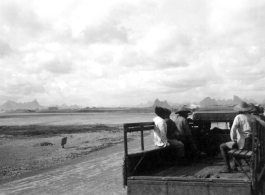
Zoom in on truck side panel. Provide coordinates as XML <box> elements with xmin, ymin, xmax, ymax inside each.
<box><xmin>128</xmin><ymin>180</ymin><xmax>251</xmax><ymax>195</ymax></box>
<box><xmin>128</xmin><ymin>181</ymin><xmax>167</xmax><ymax>195</ymax></box>
<box><xmin>208</xmin><ymin>183</ymin><xmax>251</xmax><ymax>195</ymax></box>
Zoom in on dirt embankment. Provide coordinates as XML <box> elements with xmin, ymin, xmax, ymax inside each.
<box><xmin>0</xmin><ymin>124</ymin><xmax>142</xmax><ymax>181</ymax></box>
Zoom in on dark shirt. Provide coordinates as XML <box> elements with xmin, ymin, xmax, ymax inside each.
<box><xmin>172</xmin><ymin>114</ymin><xmax>191</xmax><ymax>136</ymax></box>
<box><xmin>164</xmin><ymin>118</ymin><xmax>179</xmax><ymax>140</ymax></box>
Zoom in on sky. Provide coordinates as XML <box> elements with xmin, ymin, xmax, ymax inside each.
<box><xmin>0</xmin><ymin>0</ymin><xmax>265</xmax><ymax>107</ymax></box>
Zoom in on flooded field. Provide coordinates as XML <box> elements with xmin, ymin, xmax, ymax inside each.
<box><xmin>0</xmin><ymin>112</ymin><xmax>156</xmax><ymax>126</ymax></box>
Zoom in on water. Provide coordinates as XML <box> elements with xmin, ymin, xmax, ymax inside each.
<box><xmin>0</xmin><ymin>112</ymin><xmax>156</xmax><ymax>126</ymax></box>
<box><xmin>0</xmin><ymin>112</ymin><xmax>231</xmax><ymax>130</ymax></box>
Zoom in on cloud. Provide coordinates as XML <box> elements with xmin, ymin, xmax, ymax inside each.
<box><xmin>1</xmin><ymin>0</ymin><xmax>265</xmax><ymax>106</ymax></box>
<box><xmin>43</xmin><ymin>59</ymin><xmax>73</xmax><ymax>74</ymax></box>
<box><xmin>0</xmin><ymin>1</ymin><xmax>49</xmax><ymax>37</ymax></box>
<box><xmin>0</xmin><ymin>40</ymin><xmax>13</xmax><ymax>57</ymax></box>
<box><xmin>2</xmin><ymin>76</ymin><xmax>46</xmax><ymax>95</ymax></box>
<box><xmin>82</xmin><ymin>22</ymin><xmax>129</xmax><ymax>44</ymax></box>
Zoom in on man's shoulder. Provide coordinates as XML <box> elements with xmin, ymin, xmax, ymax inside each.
<box><xmin>165</xmin><ymin>118</ymin><xmax>175</xmax><ymax>124</ymax></box>
<box><xmin>236</xmin><ymin>113</ymin><xmax>256</xmax><ymax>122</ymax></box>
<box><xmin>153</xmin><ymin>116</ymin><xmax>165</xmax><ymax>124</ymax></box>
<box><xmin>172</xmin><ymin>114</ymin><xmax>182</xmax><ymax>120</ymax></box>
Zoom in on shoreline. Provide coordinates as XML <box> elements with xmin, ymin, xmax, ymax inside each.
<box><xmin>0</xmin><ymin>124</ymin><xmax>148</xmax><ymax>183</ymax></box>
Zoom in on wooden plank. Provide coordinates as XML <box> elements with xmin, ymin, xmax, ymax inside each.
<box><xmin>126</xmin><ymin>125</ymin><xmax>154</xmax><ymax>133</ymax></box>
<box><xmin>228</xmin><ymin>149</ymin><xmax>238</xmax><ymax>155</ymax></box>
<box><xmin>238</xmin><ymin>150</ymin><xmax>249</xmax><ymax>158</ymax></box>
<box><xmin>245</xmin><ymin>151</ymin><xmax>253</xmax><ymax>158</ymax></box>
<box><xmin>128</xmin><ymin>147</ymin><xmax>168</xmax><ymax>156</ymax></box>
<box><xmin>233</xmin><ymin>150</ymin><xmax>244</xmax><ymax>156</ymax></box>
<box><xmin>124</xmin><ymin>122</ymin><xmax>154</xmax><ymax>128</ymax></box>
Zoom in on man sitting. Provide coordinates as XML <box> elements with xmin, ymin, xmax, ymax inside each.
<box><xmin>153</xmin><ymin>107</ymin><xmax>185</xmax><ymax>161</ymax></box>
<box><xmin>172</xmin><ymin>107</ymin><xmax>197</xmax><ymax>161</ymax></box>
<box><xmin>219</xmin><ymin>102</ymin><xmax>256</xmax><ymax>173</ymax></box>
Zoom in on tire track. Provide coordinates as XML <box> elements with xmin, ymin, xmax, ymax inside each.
<box><xmin>0</xmin><ymin>135</ymin><xmax>154</xmax><ymax>195</ymax></box>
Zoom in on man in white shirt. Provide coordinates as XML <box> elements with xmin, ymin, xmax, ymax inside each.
<box><xmin>153</xmin><ymin>107</ymin><xmax>184</xmax><ymax>159</ymax></box>
<box><xmin>153</xmin><ymin>107</ymin><xmax>168</xmax><ymax>147</ymax></box>
<box><xmin>220</xmin><ymin>102</ymin><xmax>256</xmax><ymax>173</ymax></box>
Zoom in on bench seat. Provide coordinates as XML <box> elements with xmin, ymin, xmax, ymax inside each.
<box><xmin>228</xmin><ymin>149</ymin><xmax>253</xmax><ymax>180</ymax></box>
<box><xmin>228</xmin><ymin>149</ymin><xmax>253</xmax><ymax>158</ymax></box>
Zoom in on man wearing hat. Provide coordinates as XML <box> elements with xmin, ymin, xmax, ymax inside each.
<box><xmin>172</xmin><ymin>106</ymin><xmax>197</xmax><ymax>161</ymax></box>
<box><xmin>219</xmin><ymin>101</ymin><xmax>256</xmax><ymax>173</ymax></box>
<box><xmin>153</xmin><ymin>107</ymin><xmax>184</xmax><ymax>159</ymax></box>
<box><xmin>250</xmin><ymin>104</ymin><xmax>265</xmax><ymax>127</ymax></box>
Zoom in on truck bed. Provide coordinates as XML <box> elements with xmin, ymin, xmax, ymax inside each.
<box><xmin>127</xmin><ymin>156</ymin><xmax>252</xmax><ymax>195</ymax></box>
<box><xmin>150</xmin><ymin>157</ymin><xmax>250</xmax><ymax>180</ymax></box>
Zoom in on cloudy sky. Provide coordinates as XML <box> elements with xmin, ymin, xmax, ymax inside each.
<box><xmin>0</xmin><ymin>0</ymin><xmax>265</xmax><ymax>107</ymax></box>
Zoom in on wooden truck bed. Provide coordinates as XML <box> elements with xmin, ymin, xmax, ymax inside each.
<box><xmin>148</xmin><ymin>157</ymin><xmax>250</xmax><ymax>180</ymax></box>
<box><xmin>127</xmin><ymin>155</ymin><xmax>252</xmax><ymax>195</ymax></box>
<box><xmin>123</xmin><ymin>118</ymin><xmax>265</xmax><ymax>195</ymax></box>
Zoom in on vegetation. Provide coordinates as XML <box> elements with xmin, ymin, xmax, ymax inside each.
<box><xmin>0</xmin><ymin>124</ymin><xmax>122</xmax><ymax>136</ymax></box>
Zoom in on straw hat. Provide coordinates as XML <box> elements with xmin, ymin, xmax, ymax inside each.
<box><xmin>175</xmin><ymin>107</ymin><xmax>191</xmax><ymax>114</ymax></box>
<box><xmin>233</xmin><ymin>101</ymin><xmax>254</xmax><ymax>112</ymax></box>
<box><xmin>251</xmin><ymin>106</ymin><xmax>260</xmax><ymax>114</ymax></box>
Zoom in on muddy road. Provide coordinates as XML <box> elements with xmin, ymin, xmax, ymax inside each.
<box><xmin>0</xmin><ymin>134</ymin><xmax>154</xmax><ymax>195</ymax></box>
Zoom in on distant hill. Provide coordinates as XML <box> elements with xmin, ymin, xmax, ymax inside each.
<box><xmin>58</xmin><ymin>103</ymin><xmax>80</xmax><ymax>110</ymax></box>
<box><xmin>135</xmin><ymin>101</ymin><xmax>154</xmax><ymax>108</ymax></box>
<box><xmin>200</xmin><ymin>97</ymin><xmax>218</xmax><ymax>106</ymax></box>
<box><xmin>0</xmin><ymin>100</ymin><xmax>81</xmax><ymax>111</ymax></box>
<box><xmin>0</xmin><ymin>100</ymin><xmax>45</xmax><ymax>110</ymax></box>
<box><xmin>200</xmin><ymin>95</ymin><xmax>258</xmax><ymax>106</ymax></box>
<box><xmin>150</xmin><ymin>99</ymin><xmax>171</xmax><ymax>109</ymax></box>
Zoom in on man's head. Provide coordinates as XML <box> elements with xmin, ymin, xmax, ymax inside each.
<box><xmin>155</xmin><ymin>107</ymin><xmax>171</xmax><ymax>119</ymax></box>
<box><xmin>250</xmin><ymin>105</ymin><xmax>261</xmax><ymax>115</ymax></box>
<box><xmin>155</xmin><ymin>106</ymin><xmax>166</xmax><ymax>119</ymax></box>
<box><xmin>175</xmin><ymin>107</ymin><xmax>191</xmax><ymax>118</ymax></box>
<box><xmin>233</xmin><ymin>101</ymin><xmax>254</xmax><ymax>113</ymax></box>
<box><xmin>164</xmin><ymin>108</ymin><xmax>171</xmax><ymax>119</ymax></box>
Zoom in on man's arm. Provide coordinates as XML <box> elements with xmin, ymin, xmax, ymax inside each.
<box><xmin>183</xmin><ymin>119</ymin><xmax>192</xmax><ymax>136</ymax></box>
<box><xmin>230</xmin><ymin>116</ymin><xmax>239</xmax><ymax>141</ymax></box>
<box><xmin>254</xmin><ymin>116</ymin><xmax>265</xmax><ymax>127</ymax></box>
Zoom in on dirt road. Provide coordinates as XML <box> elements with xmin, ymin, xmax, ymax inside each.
<box><xmin>0</xmin><ymin>134</ymin><xmax>154</xmax><ymax>195</ymax></box>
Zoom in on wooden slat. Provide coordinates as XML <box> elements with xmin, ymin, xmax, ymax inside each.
<box><xmin>238</xmin><ymin>150</ymin><xmax>249</xmax><ymax>158</ymax></box>
<box><xmin>126</xmin><ymin>125</ymin><xmax>154</xmax><ymax>133</ymax></box>
<box><xmin>124</xmin><ymin>122</ymin><xmax>154</xmax><ymax>128</ymax></box>
<box><xmin>128</xmin><ymin>147</ymin><xmax>168</xmax><ymax>156</ymax></box>
<box><xmin>233</xmin><ymin>150</ymin><xmax>244</xmax><ymax>156</ymax></box>
<box><xmin>228</xmin><ymin>149</ymin><xmax>238</xmax><ymax>155</ymax></box>
<box><xmin>245</xmin><ymin>151</ymin><xmax>253</xmax><ymax>158</ymax></box>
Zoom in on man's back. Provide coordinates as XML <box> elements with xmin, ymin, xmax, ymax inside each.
<box><xmin>231</xmin><ymin>113</ymin><xmax>256</xmax><ymax>149</ymax></box>
<box><xmin>164</xmin><ymin>118</ymin><xmax>179</xmax><ymax>140</ymax></box>
<box><xmin>172</xmin><ymin>114</ymin><xmax>191</xmax><ymax>136</ymax></box>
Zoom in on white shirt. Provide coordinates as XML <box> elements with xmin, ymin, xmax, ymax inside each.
<box><xmin>230</xmin><ymin>113</ymin><xmax>256</xmax><ymax>149</ymax></box>
<box><xmin>153</xmin><ymin>116</ymin><xmax>168</xmax><ymax>147</ymax></box>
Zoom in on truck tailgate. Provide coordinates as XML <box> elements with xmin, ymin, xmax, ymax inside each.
<box><xmin>127</xmin><ymin>177</ymin><xmax>251</xmax><ymax>195</ymax></box>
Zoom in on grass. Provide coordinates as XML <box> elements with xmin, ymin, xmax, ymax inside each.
<box><xmin>0</xmin><ymin>124</ymin><xmax>122</xmax><ymax>136</ymax></box>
